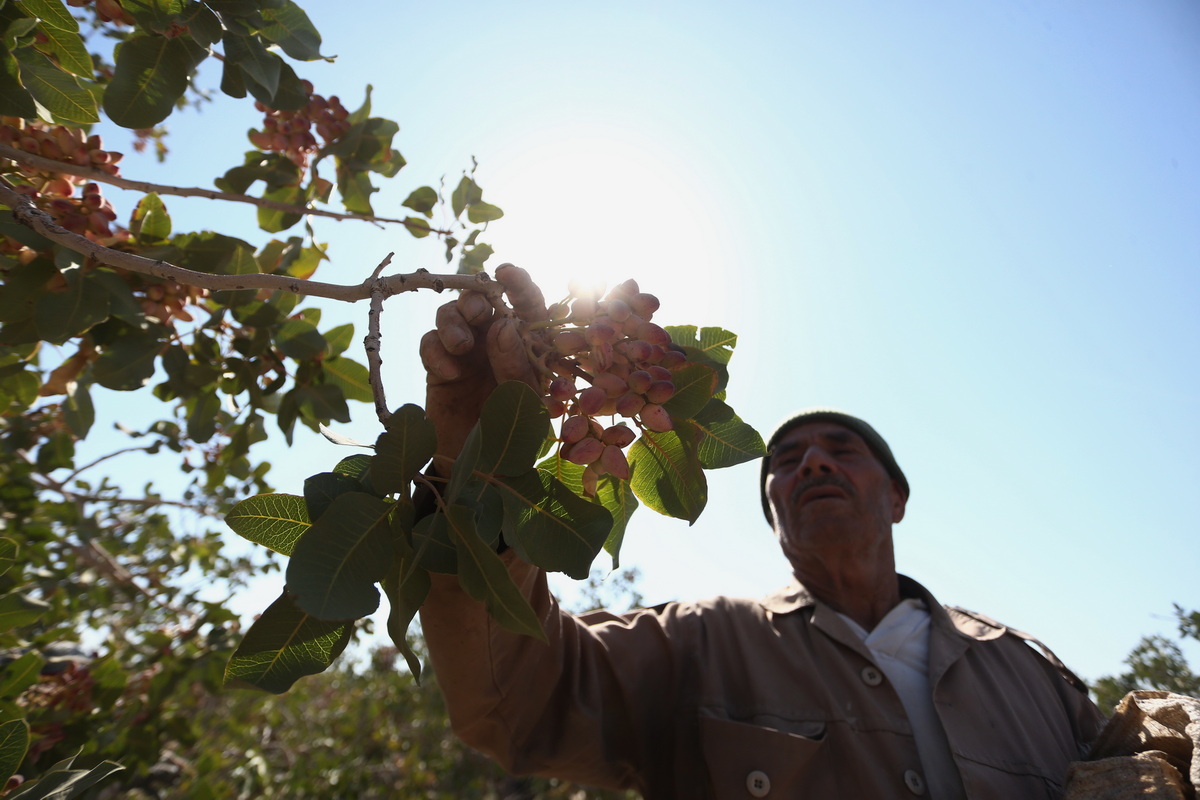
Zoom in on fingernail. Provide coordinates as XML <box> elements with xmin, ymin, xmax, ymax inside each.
<box><xmin>497</xmin><ymin>319</ymin><xmax>521</xmax><ymax>352</ymax></box>
<box><xmin>459</xmin><ymin>292</ymin><xmax>490</xmax><ymax>323</ymax></box>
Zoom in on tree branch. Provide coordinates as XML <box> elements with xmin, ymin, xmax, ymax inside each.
<box><xmin>0</xmin><ymin>179</ymin><xmax>502</xmax><ymax>302</ymax></box>
<box><xmin>364</xmin><ymin>253</ymin><xmax>393</xmax><ymax>424</ymax></box>
<box><xmin>0</xmin><ymin>143</ymin><xmax>453</xmax><ymax>236</ymax></box>
<box><xmin>62</xmin><ymin>444</ymin><xmax>159</xmax><ymax>485</ymax></box>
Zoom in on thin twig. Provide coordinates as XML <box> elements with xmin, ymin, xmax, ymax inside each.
<box><xmin>62</xmin><ymin>444</ymin><xmax>159</xmax><ymax>485</ymax></box>
<box><xmin>0</xmin><ymin>178</ymin><xmax>502</xmax><ymax>302</ymax></box>
<box><xmin>0</xmin><ymin>143</ymin><xmax>453</xmax><ymax>236</ymax></box>
<box><xmin>365</xmin><ymin>252</ymin><xmax>394</xmax><ymax>424</ymax></box>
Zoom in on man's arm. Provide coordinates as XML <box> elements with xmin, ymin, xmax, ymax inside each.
<box><xmin>416</xmin><ymin>266</ymin><xmax>681</xmax><ymax>789</ymax></box>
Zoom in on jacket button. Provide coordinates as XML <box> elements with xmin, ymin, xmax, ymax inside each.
<box><xmin>746</xmin><ymin>769</ymin><xmax>771</xmax><ymax>797</ymax></box>
<box><xmin>904</xmin><ymin>768</ymin><xmax>926</xmax><ymax>796</ymax></box>
<box><xmin>861</xmin><ymin>665</ymin><xmax>883</xmax><ymax>686</ymax></box>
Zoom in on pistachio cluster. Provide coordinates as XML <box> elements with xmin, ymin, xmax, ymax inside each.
<box><xmin>524</xmin><ymin>279</ymin><xmax>690</xmax><ymax>494</ymax></box>
<box><xmin>248</xmin><ymin>83</ymin><xmax>352</xmax><ymax>169</ymax></box>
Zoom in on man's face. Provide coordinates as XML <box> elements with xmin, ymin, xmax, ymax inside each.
<box><xmin>764</xmin><ymin>422</ymin><xmax>906</xmax><ymax>561</ymax></box>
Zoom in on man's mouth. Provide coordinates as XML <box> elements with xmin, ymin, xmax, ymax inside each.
<box><xmin>793</xmin><ymin>481</ymin><xmax>851</xmax><ymax>508</ymax></box>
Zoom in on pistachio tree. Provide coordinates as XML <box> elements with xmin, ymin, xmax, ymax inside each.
<box><xmin>0</xmin><ymin>0</ymin><xmax>763</xmax><ymax>794</ymax></box>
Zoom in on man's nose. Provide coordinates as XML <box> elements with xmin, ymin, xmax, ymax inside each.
<box><xmin>799</xmin><ymin>446</ymin><xmax>835</xmax><ymax>475</ymax></box>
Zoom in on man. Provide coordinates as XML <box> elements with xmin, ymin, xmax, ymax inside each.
<box><xmin>418</xmin><ymin>265</ymin><xmax>1105</xmax><ymax>798</ymax></box>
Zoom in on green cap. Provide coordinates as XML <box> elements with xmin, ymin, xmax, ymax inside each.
<box><xmin>759</xmin><ymin>409</ymin><xmax>909</xmax><ymax>523</ymax></box>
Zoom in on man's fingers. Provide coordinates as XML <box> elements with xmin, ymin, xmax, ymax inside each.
<box><xmin>495</xmin><ymin>263</ymin><xmax>547</xmax><ymax>323</ymax></box>
<box><xmin>420</xmin><ymin>329</ymin><xmax>461</xmax><ymax>383</ymax></box>
<box><xmin>434</xmin><ymin>300</ymin><xmax>476</xmax><ymax>356</ymax></box>
<box><xmin>487</xmin><ymin>317</ymin><xmax>538</xmax><ymax>387</ymax></box>
<box><xmin>456</xmin><ymin>290</ymin><xmax>493</xmax><ymax>327</ymax></box>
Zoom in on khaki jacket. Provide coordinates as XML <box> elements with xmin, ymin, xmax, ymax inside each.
<box><xmin>421</xmin><ymin>555</ymin><xmax>1105</xmax><ymax>799</ymax></box>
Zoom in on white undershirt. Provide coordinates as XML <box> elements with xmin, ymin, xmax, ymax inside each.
<box><xmin>837</xmin><ymin>599</ymin><xmax>967</xmax><ymax>800</ymax></box>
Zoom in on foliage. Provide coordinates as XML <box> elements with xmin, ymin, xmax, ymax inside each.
<box><xmin>164</xmin><ymin>572</ymin><xmax>643</xmax><ymax>799</ymax></box>
<box><xmin>0</xmin><ymin>0</ymin><xmax>762</xmax><ymax>794</ymax></box>
<box><xmin>1091</xmin><ymin>605</ymin><xmax>1200</xmax><ymax>713</ymax></box>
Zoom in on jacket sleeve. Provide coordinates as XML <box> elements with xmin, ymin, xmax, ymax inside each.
<box><xmin>418</xmin><ymin>551</ymin><xmax>689</xmax><ymax>791</ymax></box>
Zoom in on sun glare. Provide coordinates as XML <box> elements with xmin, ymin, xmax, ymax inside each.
<box><xmin>484</xmin><ymin>127</ymin><xmax>739</xmax><ymax>323</ymax></box>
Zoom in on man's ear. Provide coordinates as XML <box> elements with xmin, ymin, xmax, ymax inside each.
<box><xmin>890</xmin><ymin>479</ymin><xmax>907</xmax><ymax>524</ymax></box>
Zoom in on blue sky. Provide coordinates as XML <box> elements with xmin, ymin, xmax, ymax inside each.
<box><xmin>86</xmin><ymin>0</ymin><xmax>1199</xmax><ymax>684</ymax></box>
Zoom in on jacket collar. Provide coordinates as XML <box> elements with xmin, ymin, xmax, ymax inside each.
<box><xmin>759</xmin><ymin>574</ymin><xmax>1009</xmax><ymax>645</ymax></box>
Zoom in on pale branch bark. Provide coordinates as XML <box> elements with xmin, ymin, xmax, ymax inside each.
<box><xmin>0</xmin><ymin>142</ymin><xmax>453</xmax><ymax>236</ymax></box>
<box><xmin>0</xmin><ymin>179</ymin><xmax>502</xmax><ymax>302</ymax></box>
<box><xmin>365</xmin><ymin>252</ymin><xmax>393</xmax><ymax>424</ymax></box>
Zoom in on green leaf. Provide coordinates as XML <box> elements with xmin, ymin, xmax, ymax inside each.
<box><xmin>274</xmin><ymin>318</ymin><xmax>325</xmax><ymax>360</ymax></box>
<box><xmin>664</xmin><ymin>325</ymin><xmax>738</xmax><ymax>365</ymax></box>
<box><xmin>17</xmin><ymin>47</ymin><xmax>98</xmax><ymax>124</ymax></box>
<box><xmin>322</xmin><ymin>322</ymin><xmax>353</xmax><ymax>357</ymax></box>
<box><xmin>219</xmin><ymin>51</ymin><xmax>246</xmax><ymax>98</ymax></box>
<box><xmin>440</xmin><ymin>504</ymin><xmax>545</xmax><ymax>641</ymax></box>
<box><xmin>30</xmin><ymin>9</ymin><xmax>92</xmax><ymax>78</ymax></box>
<box><xmin>0</xmin><ymin>651</ymin><xmax>42</xmax><ymax>699</ymax></box>
<box><xmin>131</xmin><ymin>192</ymin><xmax>172</xmax><ymax>243</ymax></box>
<box><xmin>222</xmin><ymin>32</ymin><xmax>280</xmax><ymax>98</ymax></box>
<box><xmin>35</xmin><ymin>429</ymin><xmax>73</xmax><ymax>471</ymax></box>
<box><xmin>477</xmin><ymin>381</ymin><xmax>550</xmax><ymax>476</ymax></box>
<box><xmin>445</xmin><ymin>424</ymin><xmax>481</xmax><ymax>504</ymax></box>
<box><xmin>334</xmin><ymin>166</ymin><xmax>374</xmax><ymax>215</ymax></box>
<box><xmin>19</xmin><ymin>0</ymin><xmax>79</xmax><ymax>32</ymax></box>
<box><xmin>121</xmin><ymin>0</ymin><xmax>185</xmax><ymax>32</ymax></box>
<box><xmin>0</xmin><ymin>42</ymin><xmax>36</xmax><ymax>119</ymax></box>
<box><xmin>34</xmin><ymin>25</ymin><xmax>92</xmax><ymax>79</ymax></box>
<box><xmin>0</xmin><ymin>258</ymin><xmax>54</xmax><ymax>324</ymax></box>
<box><xmin>466</xmin><ymin>201</ymin><xmax>503</xmax><ymax>224</ymax></box>
<box><xmin>0</xmin><ymin>717</ymin><xmax>29</xmax><ymax>789</ymax></box>
<box><xmin>459</xmin><ymin>242</ymin><xmax>494</xmax><ymax>275</ymax></box>
<box><xmin>383</xmin><ymin>554</ymin><xmax>429</xmax><ymax>680</ymax></box>
<box><xmin>62</xmin><ymin>379</ymin><xmax>93</xmax><ymax>437</ymax></box>
<box><xmin>258</xmin><ymin>181</ymin><xmax>305</xmax><ymax>232</ymax></box>
<box><xmin>182</xmin><ymin>1</ymin><xmax>223</xmax><ymax>47</ymax></box>
<box><xmin>92</xmin><ymin>329</ymin><xmax>160</xmax><ymax>390</ymax></box>
<box><xmin>257</xmin><ymin>57</ymin><xmax>308</xmax><ymax>111</ymax></box>
<box><xmin>103</xmin><ymin>34</ymin><xmax>206</xmax><ymax>128</ymax></box>
<box><xmin>369</xmin><ymin>404</ymin><xmax>436</xmax><ymax>496</ymax></box>
<box><xmin>34</xmin><ymin>266</ymin><xmax>109</xmax><ymax>344</ymax></box>
<box><xmin>4</xmin><ymin>18</ymin><xmax>41</xmax><ymax>49</ymax></box>
<box><xmin>0</xmin><ymin>538</ymin><xmax>17</xmax><ymax>578</ymax></box>
<box><xmin>333</xmin><ymin>453</ymin><xmax>372</xmax><ymax>481</ymax></box>
<box><xmin>402</xmin><ymin>186</ymin><xmax>437</xmax><ymax>216</ymax></box>
<box><xmin>2</xmin><ymin>755</ymin><xmax>123</xmax><ymax>800</ymax></box>
<box><xmin>691</xmin><ymin>398</ymin><xmax>766</xmax><ymax>468</ymax></box>
<box><xmin>661</xmin><ymin>362</ymin><xmax>718</xmax><ymax>421</ymax></box>
<box><xmin>302</xmin><ymin>470</ymin><xmax>360</xmax><ymax>521</ymax></box>
<box><xmin>0</xmin><ymin>367</ymin><xmax>38</xmax><ymax>410</ymax></box>
<box><xmin>259</xmin><ymin>0</ymin><xmax>324</xmax><ymax>61</ymax></box>
<box><xmin>451</xmin><ymin>175</ymin><xmax>482</xmax><ymax>219</ymax></box>
<box><xmin>321</xmin><ymin>355</ymin><xmax>371</xmax><ymax>403</ymax></box>
<box><xmin>324</xmin><ymin>117</ymin><xmax>401</xmax><ymax>173</ymax></box>
<box><xmin>225</xmin><ymin>493</ymin><xmax>309</xmax><ymax>556</ymax></box>
<box><xmin>596</xmin><ymin>474</ymin><xmax>638</xmax><ymax>566</ymax></box>
<box><xmin>404</xmin><ymin>216</ymin><xmax>431</xmax><ymax>238</ymax></box>
<box><xmin>87</xmin><ymin>268</ymin><xmax>143</xmax><ymax>326</ymax></box>
<box><xmin>628</xmin><ymin>428</ymin><xmax>707</xmax><ymax>523</ymax></box>
<box><xmin>185</xmin><ymin>390</ymin><xmax>221</xmax><ymax>443</ymax></box>
<box><xmin>225</xmin><ymin>591</ymin><xmax>353</xmax><ymax>693</ymax></box>
<box><xmin>293</xmin><ymin>382</ymin><xmax>350</xmax><ymax>424</ymax></box>
<box><xmin>216</xmin><ymin>151</ymin><xmax>301</xmax><ymax>194</ymax></box>
<box><xmin>0</xmin><ymin>591</ymin><xmax>50</xmax><ymax>632</ymax></box>
<box><xmin>496</xmin><ymin>469</ymin><xmax>613</xmax><ymax>579</ymax></box>
<box><xmin>411</xmin><ymin>510</ymin><xmax>457</xmax><ymax>574</ymax></box>
<box><xmin>286</xmin><ymin>492</ymin><xmax>396</xmax><ymax>620</ymax></box>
